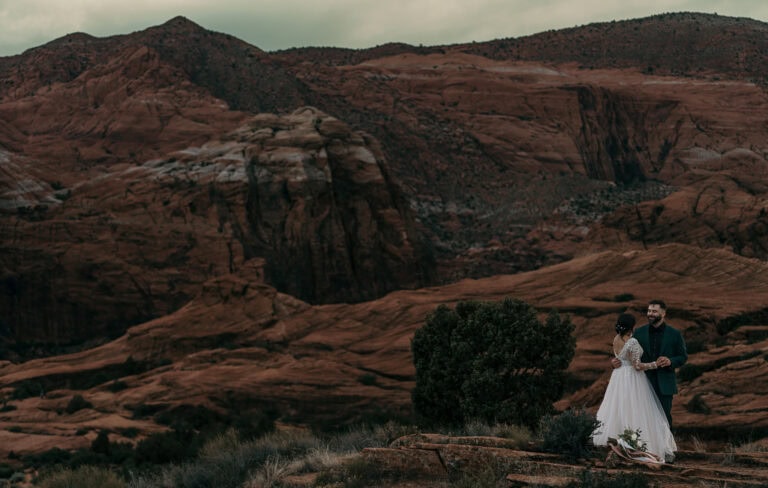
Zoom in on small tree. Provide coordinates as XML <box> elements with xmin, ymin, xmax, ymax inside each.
<box><xmin>411</xmin><ymin>298</ymin><xmax>575</xmax><ymax>428</ymax></box>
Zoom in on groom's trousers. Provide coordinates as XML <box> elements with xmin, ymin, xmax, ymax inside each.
<box><xmin>648</xmin><ymin>375</ymin><xmax>673</xmax><ymax>427</ymax></box>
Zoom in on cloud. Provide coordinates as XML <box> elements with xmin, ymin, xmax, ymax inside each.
<box><xmin>1</xmin><ymin>0</ymin><xmax>767</xmax><ymax>56</ymax></box>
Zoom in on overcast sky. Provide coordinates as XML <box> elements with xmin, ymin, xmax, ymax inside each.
<box><xmin>1</xmin><ymin>0</ymin><xmax>767</xmax><ymax>57</ymax></box>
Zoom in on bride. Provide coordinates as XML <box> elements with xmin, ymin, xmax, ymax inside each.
<box><xmin>592</xmin><ymin>313</ymin><xmax>677</xmax><ymax>463</ymax></box>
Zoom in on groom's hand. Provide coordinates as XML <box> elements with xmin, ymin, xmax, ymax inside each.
<box><xmin>656</xmin><ymin>356</ymin><xmax>671</xmax><ymax>368</ymax></box>
<box><xmin>610</xmin><ymin>357</ymin><xmax>621</xmax><ymax>369</ymax></box>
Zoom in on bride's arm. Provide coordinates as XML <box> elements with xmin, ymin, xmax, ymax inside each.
<box><xmin>628</xmin><ymin>340</ymin><xmax>658</xmax><ymax>371</ymax></box>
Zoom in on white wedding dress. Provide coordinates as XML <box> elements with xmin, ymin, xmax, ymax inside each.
<box><xmin>592</xmin><ymin>337</ymin><xmax>677</xmax><ymax>461</ymax></box>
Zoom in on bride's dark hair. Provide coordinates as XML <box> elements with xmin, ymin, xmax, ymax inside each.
<box><xmin>615</xmin><ymin>313</ymin><xmax>636</xmax><ymax>335</ymax></box>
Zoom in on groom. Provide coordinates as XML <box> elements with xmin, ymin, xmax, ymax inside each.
<box><xmin>632</xmin><ymin>299</ymin><xmax>688</xmax><ymax>428</ymax></box>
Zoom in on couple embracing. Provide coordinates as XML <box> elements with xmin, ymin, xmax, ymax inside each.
<box><xmin>592</xmin><ymin>299</ymin><xmax>688</xmax><ymax>464</ymax></box>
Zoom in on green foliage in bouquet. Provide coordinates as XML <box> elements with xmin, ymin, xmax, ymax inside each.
<box><xmin>618</xmin><ymin>428</ymin><xmax>648</xmax><ymax>452</ymax></box>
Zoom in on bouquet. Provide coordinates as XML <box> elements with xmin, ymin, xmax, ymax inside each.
<box><xmin>618</xmin><ymin>427</ymin><xmax>648</xmax><ymax>452</ymax></box>
<box><xmin>606</xmin><ymin>427</ymin><xmax>662</xmax><ymax>466</ymax></box>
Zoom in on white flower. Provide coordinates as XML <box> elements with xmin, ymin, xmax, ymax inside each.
<box><xmin>631</xmin><ymin>433</ymin><xmax>638</xmax><ymax>441</ymax></box>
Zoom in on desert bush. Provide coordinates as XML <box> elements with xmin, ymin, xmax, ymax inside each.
<box><xmin>119</xmin><ymin>427</ymin><xmax>140</xmax><ymax>438</ymax></box>
<box><xmin>488</xmin><ymin>423</ymin><xmax>532</xmax><ymax>443</ymax></box>
<box><xmin>153</xmin><ymin>404</ymin><xmax>225</xmax><ymax>430</ymax></box>
<box><xmin>716</xmin><ymin>308</ymin><xmax>768</xmax><ymax>335</ymax></box>
<box><xmin>107</xmin><ymin>380</ymin><xmax>128</xmax><ymax>392</ymax></box>
<box><xmin>11</xmin><ymin>381</ymin><xmax>42</xmax><ymax>400</ymax></box>
<box><xmin>356</xmin><ymin>373</ymin><xmax>377</xmax><ymax>385</ymax></box>
<box><xmin>683</xmin><ymin>337</ymin><xmax>706</xmax><ymax>354</ymax></box>
<box><xmin>91</xmin><ymin>431</ymin><xmax>110</xmax><ymax>455</ymax></box>
<box><xmin>36</xmin><ymin>465</ymin><xmax>125</xmax><ymax>488</ymax></box>
<box><xmin>242</xmin><ymin>455</ymin><xmax>292</xmax><ymax>487</ymax></box>
<box><xmin>325</xmin><ymin>425</ymin><xmax>390</xmax><ymax>453</ymax></box>
<box><xmin>64</xmin><ymin>394</ymin><xmax>92</xmax><ymax>414</ymax></box>
<box><xmin>685</xmin><ymin>393</ymin><xmax>711</xmax><ymax>414</ymax></box>
<box><xmin>678</xmin><ymin>363</ymin><xmax>706</xmax><ymax>382</ymax></box>
<box><xmin>539</xmin><ymin>408</ymin><xmax>601</xmax><ymax>459</ymax></box>
<box><xmin>449</xmin><ymin>460</ymin><xmax>513</xmax><ymax>488</ymax></box>
<box><xmin>24</xmin><ymin>447</ymin><xmax>72</xmax><ymax>467</ymax></box>
<box><xmin>315</xmin><ymin>456</ymin><xmax>386</xmax><ymax>488</ymax></box>
<box><xmin>134</xmin><ymin>428</ymin><xmax>200</xmax><ymax>465</ymax></box>
<box><xmin>613</xmin><ymin>293</ymin><xmax>634</xmax><ymax>302</ymax></box>
<box><xmin>0</xmin><ymin>463</ymin><xmax>15</xmax><ymax>479</ymax></box>
<box><xmin>412</xmin><ymin>298</ymin><xmax>575</xmax><ymax>428</ymax></box>
<box><xmin>129</xmin><ymin>428</ymin><xmax>329</xmax><ymax>488</ymax></box>
<box><xmin>128</xmin><ymin>402</ymin><xmax>165</xmax><ymax>420</ymax></box>
<box><xmin>292</xmin><ymin>445</ymin><xmax>346</xmax><ymax>473</ymax></box>
<box><xmin>371</xmin><ymin>420</ymin><xmax>420</xmax><ymax>445</ymax></box>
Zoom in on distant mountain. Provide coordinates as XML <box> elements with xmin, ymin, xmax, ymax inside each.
<box><xmin>457</xmin><ymin>12</ymin><xmax>768</xmax><ymax>82</ymax></box>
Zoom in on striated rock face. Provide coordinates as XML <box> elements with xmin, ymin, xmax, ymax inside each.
<box><xmin>0</xmin><ymin>107</ymin><xmax>430</xmax><ymax>344</ymax></box>
<box><xmin>282</xmin><ymin>50</ymin><xmax>768</xmax><ymax>279</ymax></box>
<box><xmin>223</xmin><ymin>107</ymin><xmax>432</xmax><ymax>303</ymax></box>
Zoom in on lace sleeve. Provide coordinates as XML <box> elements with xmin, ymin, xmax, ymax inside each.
<box><xmin>627</xmin><ymin>338</ymin><xmax>658</xmax><ymax>371</ymax></box>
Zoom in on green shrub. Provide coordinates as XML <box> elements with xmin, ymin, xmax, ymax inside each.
<box><xmin>11</xmin><ymin>381</ymin><xmax>42</xmax><ymax>400</ymax></box>
<box><xmin>24</xmin><ymin>447</ymin><xmax>72</xmax><ymax>467</ymax></box>
<box><xmin>65</xmin><ymin>395</ymin><xmax>92</xmax><ymax>414</ymax></box>
<box><xmin>613</xmin><ymin>293</ymin><xmax>634</xmax><ymax>302</ymax></box>
<box><xmin>683</xmin><ymin>338</ymin><xmax>706</xmax><ymax>354</ymax></box>
<box><xmin>315</xmin><ymin>456</ymin><xmax>386</xmax><ymax>488</ymax></box>
<box><xmin>133</xmin><ymin>428</ymin><xmax>329</xmax><ymax>488</ymax></box>
<box><xmin>716</xmin><ymin>308</ymin><xmax>768</xmax><ymax>335</ymax></box>
<box><xmin>64</xmin><ymin>450</ymin><xmax>108</xmax><ymax>469</ymax></box>
<box><xmin>134</xmin><ymin>428</ymin><xmax>199</xmax><ymax>465</ymax></box>
<box><xmin>107</xmin><ymin>380</ymin><xmax>128</xmax><ymax>392</ymax></box>
<box><xmin>128</xmin><ymin>402</ymin><xmax>166</xmax><ymax>419</ymax></box>
<box><xmin>119</xmin><ymin>427</ymin><xmax>139</xmax><ymax>438</ymax></box>
<box><xmin>357</xmin><ymin>373</ymin><xmax>377</xmax><ymax>385</ymax></box>
<box><xmin>539</xmin><ymin>408</ymin><xmax>601</xmax><ymax>459</ymax></box>
<box><xmin>36</xmin><ymin>465</ymin><xmax>125</xmax><ymax>488</ymax></box>
<box><xmin>685</xmin><ymin>393</ymin><xmax>711</xmax><ymax>414</ymax></box>
<box><xmin>91</xmin><ymin>431</ymin><xmax>110</xmax><ymax>455</ymax></box>
<box><xmin>154</xmin><ymin>404</ymin><xmax>225</xmax><ymax>430</ymax></box>
<box><xmin>411</xmin><ymin>298</ymin><xmax>575</xmax><ymax>428</ymax></box>
<box><xmin>678</xmin><ymin>363</ymin><xmax>706</xmax><ymax>382</ymax></box>
<box><xmin>0</xmin><ymin>463</ymin><xmax>15</xmax><ymax>479</ymax></box>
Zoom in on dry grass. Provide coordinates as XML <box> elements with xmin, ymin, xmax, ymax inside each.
<box><xmin>690</xmin><ymin>435</ymin><xmax>708</xmax><ymax>453</ymax></box>
<box><xmin>733</xmin><ymin>440</ymin><xmax>768</xmax><ymax>453</ymax></box>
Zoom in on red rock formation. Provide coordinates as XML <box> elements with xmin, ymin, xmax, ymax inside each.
<box><xmin>1</xmin><ymin>243</ymin><xmax>767</xmax><ymax>457</ymax></box>
<box><xmin>1</xmin><ymin>108</ymin><xmax>430</xmax><ymax>344</ymax></box>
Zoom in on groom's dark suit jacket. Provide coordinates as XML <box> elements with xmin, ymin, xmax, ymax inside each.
<box><xmin>634</xmin><ymin>322</ymin><xmax>688</xmax><ymax>395</ymax></box>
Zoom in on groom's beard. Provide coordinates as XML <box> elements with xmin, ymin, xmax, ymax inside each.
<box><xmin>649</xmin><ymin>316</ymin><xmax>662</xmax><ymax>326</ymax></box>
